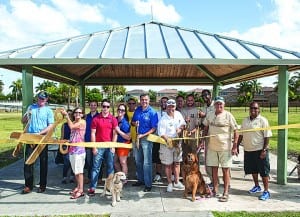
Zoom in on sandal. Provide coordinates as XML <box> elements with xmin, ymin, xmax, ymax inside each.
<box><xmin>219</xmin><ymin>194</ymin><xmax>229</xmax><ymax>202</ymax></box>
<box><xmin>69</xmin><ymin>187</ymin><xmax>79</xmax><ymax>195</ymax></box>
<box><xmin>70</xmin><ymin>191</ymin><xmax>85</xmax><ymax>199</ymax></box>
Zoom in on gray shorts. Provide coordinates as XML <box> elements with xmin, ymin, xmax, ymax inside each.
<box><xmin>206</xmin><ymin>149</ymin><xmax>232</xmax><ymax>168</ymax></box>
<box><xmin>159</xmin><ymin>143</ymin><xmax>182</xmax><ymax>165</ymax></box>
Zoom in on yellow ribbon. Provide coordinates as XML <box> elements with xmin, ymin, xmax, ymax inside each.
<box><xmin>147</xmin><ymin>123</ymin><xmax>300</xmax><ymax>147</ymax></box>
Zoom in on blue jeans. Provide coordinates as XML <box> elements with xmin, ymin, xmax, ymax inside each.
<box><xmin>90</xmin><ymin>148</ymin><xmax>114</xmax><ymax>189</ymax></box>
<box><xmin>136</xmin><ymin>138</ymin><xmax>153</xmax><ymax>188</ymax></box>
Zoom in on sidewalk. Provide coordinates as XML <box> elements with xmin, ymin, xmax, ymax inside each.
<box><xmin>0</xmin><ymin>148</ymin><xmax>299</xmax><ymax>216</ymax></box>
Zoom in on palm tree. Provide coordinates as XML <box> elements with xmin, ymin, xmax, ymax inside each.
<box><xmin>9</xmin><ymin>79</ymin><xmax>22</xmax><ymax>101</ymax></box>
<box><xmin>35</xmin><ymin>80</ymin><xmax>57</xmax><ymax>93</ymax></box>
<box><xmin>102</xmin><ymin>85</ymin><xmax>127</xmax><ymax>114</ymax></box>
<box><xmin>236</xmin><ymin>81</ymin><xmax>253</xmax><ymax>109</ymax></box>
<box><xmin>177</xmin><ymin>90</ymin><xmax>187</xmax><ymax>99</ymax></box>
<box><xmin>273</xmin><ymin>72</ymin><xmax>300</xmax><ymax>101</ymax></box>
<box><xmin>249</xmin><ymin>79</ymin><xmax>262</xmax><ymax>99</ymax></box>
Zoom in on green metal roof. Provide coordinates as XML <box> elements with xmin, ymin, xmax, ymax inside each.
<box><xmin>0</xmin><ymin>21</ymin><xmax>299</xmax><ymax>86</ymax></box>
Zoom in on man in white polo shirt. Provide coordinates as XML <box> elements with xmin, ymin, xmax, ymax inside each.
<box><xmin>158</xmin><ymin>99</ymin><xmax>186</xmax><ymax>192</ymax></box>
<box><xmin>237</xmin><ymin>101</ymin><xmax>272</xmax><ymax>201</ymax></box>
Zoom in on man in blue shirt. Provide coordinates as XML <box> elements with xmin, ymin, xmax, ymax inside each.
<box><xmin>131</xmin><ymin>93</ymin><xmax>158</xmax><ymax>192</ymax></box>
<box><xmin>21</xmin><ymin>91</ymin><xmax>54</xmax><ymax>194</ymax></box>
<box><xmin>84</xmin><ymin>101</ymin><xmax>99</xmax><ymax>184</ymax></box>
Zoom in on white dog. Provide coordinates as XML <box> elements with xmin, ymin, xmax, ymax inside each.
<box><xmin>101</xmin><ymin>171</ymin><xmax>126</xmax><ymax>207</ymax></box>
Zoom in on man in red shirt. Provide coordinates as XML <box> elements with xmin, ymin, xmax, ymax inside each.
<box><xmin>87</xmin><ymin>99</ymin><xmax>118</xmax><ymax>196</ymax></box>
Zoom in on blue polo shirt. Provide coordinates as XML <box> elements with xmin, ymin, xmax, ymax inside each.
<box><xmin>117</xmin><ymin>117</ymin><xmax>131</xmax><ymax>143</ymax></box>
<box><xmin>85</xmin><ymin>111</ymin><xmax>99</xmax><ymax>142</ymax></box>
<box><xmin>27</xmin><ymin>104</ymin><xmax>54</xmax><ymax>133</ymax></box>
<box><xmin>132</xmin><ymin>105</ymin><xmax>158</xmax><ymax>134</ymax></box>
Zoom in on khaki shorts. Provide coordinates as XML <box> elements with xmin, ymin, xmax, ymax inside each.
<box><xmin>69</xmin><ymin>153</ymin><xmax>86</xmax><ymax>175</ymax></box>
<box><xmin>159</xmin><ymin>143</ymin><xmax>182</xmax><ymax>165</ymax></box>
<box><xmin>206</xmin><ymin>149</ymin><xmax>232</xmax><ymax>168</ymax></box>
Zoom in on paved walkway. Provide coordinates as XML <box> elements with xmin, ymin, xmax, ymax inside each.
<box><xmin>0</xmin><ymin>147</ymin><xmax>299</xmax><ymax>216</ymax></box>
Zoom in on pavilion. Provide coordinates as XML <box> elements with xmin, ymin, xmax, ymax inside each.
<box><xmin>0</xmin><ymin>21</ymin><xmax>299</xmax><ymax>184</ymax></box>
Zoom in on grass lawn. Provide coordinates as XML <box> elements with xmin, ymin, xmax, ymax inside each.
<box><xmin>213</xmin><ymin>211</ymin><xmax>300</xmax><ymax>217</ymax></box>
<box><xmin>0</xmin><ymin>107</ymin><xmax>300</xmax><ymax>168</ymax></box>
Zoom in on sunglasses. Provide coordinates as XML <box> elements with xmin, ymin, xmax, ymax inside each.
<box><xmin>102</xmin><ymin>105</ymin><xmax>110</xmax><ymax>108</ymax></box>
<box><xmin>250</xmin><ymin>107</ymin><xmax>259</xmax><ymax>110</ymax></box>
<box><xmin>74</xmin><ymin>111</ymin><xmax>82</xmax><ymax>114</ymax></box>
<box><xmin>128</xmin><ymin>103</ymin><xmax>136</xmax><ymax>105</ymax></box>
<box><xmin>117</xmin><ymin>109</ymin><xmax>125</xmax><ymax>112</ymax></box>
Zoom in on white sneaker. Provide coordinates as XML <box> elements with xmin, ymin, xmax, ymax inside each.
<box><xmin>171</xmin><ymin>174</ymin><xmax>175</xmax><ymax>182</ymax></box>
<box><xmin>166</xmin><ymin>183</ymin><xmax>173</xmax><ymax>192</ymax></box>
<box><xmin>173</xmin><ymin>181</ymin><xmax>185</xmax><ymax>190</ymax></box>
<box><xmin>153</xmin><ymin>174</ymin><xmax>161</xmax><ymax>182</ymax></box>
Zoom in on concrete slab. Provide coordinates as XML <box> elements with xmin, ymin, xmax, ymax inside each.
<box><xmin>0</xmin><ymin>148</ymin><xmax>299</xmax><ymax>216</ymax></box>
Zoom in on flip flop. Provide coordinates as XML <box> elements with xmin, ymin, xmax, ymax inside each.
<box><xmin>218</xmin><ymin>194</ymin><xmax>229</xmax><ymax>202</ymax></box>
<box><xmin>70</xmin><ymin>191</ymin><xmax>85</xmax><ymax>199</ymax></box>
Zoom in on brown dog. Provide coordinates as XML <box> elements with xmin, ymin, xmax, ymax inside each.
<box><xmin>182</xmin><ymin>153</ymin><xmax>209</xmax><ymax>201</ymax></box>
<box><xmin>101</xmin><ymin>172</ymin><xmax>126</xmax><ymax>207</ymax></box>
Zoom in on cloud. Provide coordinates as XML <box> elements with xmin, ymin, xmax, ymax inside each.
<box><xmin>0</xmin><ymin>0</ymin><xmax>120</xmax><ymax>50</ymax></box>
<box><xmin>51</xmin><ymin>0</ymin><xmax>105</xmax><ymax>23</ymax></box>
<box><xmin>124</xmin><ymin>0</ymin><xmax>181</xmax><ymax>24</ymax></box>
<box><xmin>221</xmin><ymin>0</ymin><xmax>300</xmax><ymax>51</ymax></box>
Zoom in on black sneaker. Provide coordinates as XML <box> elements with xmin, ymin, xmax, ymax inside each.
<box><xmin>132</xmin><ymin>181</ymin><xmax>144</xmax><ymax>187</ymax></box>
<box><xmin>143</xmin><ymin>187</ymin><xmax>151</xmax><ymax>192</ymax></box>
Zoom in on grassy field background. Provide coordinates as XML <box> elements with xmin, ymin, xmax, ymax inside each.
<box><xmin>0</xmin><ymin>107</ymin><xmax>299</xmax><ymax>168</ymax></box>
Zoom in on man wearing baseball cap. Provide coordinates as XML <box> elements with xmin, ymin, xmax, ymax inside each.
<box><xmin>158</xmin><ymin>99</ymin><xmax>186</xmax><ymax>192</ymax></box>
<box><xmin>202</xmin><ymin>96</ymin><xmax>238</xmax><ymax>202</ymax></box>
<box><xmin>21</xmin><ymin>91</ymin><xmax>54</xmax><ymax>194</ymax></box>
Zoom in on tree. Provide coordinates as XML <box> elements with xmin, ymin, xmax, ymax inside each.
<box><xmin>148</xmin><ymin>89</ymin><xmax>157</xmax><ymax>103</ymax></box>
<box><xmin>86</xmin><ymin>87</ymin><xmax>102</xmax><ymax>103</ymax></box>
<box><xmin>177</xmin><ymin>90</ymin><xmax>188</xmax><ymax>99</ymax></box>
<box><xmin>236</xmin><ymin>79</ymin><xmax>262</xmax><ymax>107</ymax></box>
<box><xmin>9</xmin><ymin>79</ymin><xmax>22</xmax><ymax>101</ymax></box>
<box><xmin>35</xmin><ymin>80</ymin><xmax>57</xmax><ymax>93</ymax></box>
<box><xmin>102</xmin><ymin>85</ymin><xmax>127</xmax><ymax>114</ymax></box>
<box><xmin>249</xmin><ymin>79</ymin><xmax>262</xmax><ymax>99</ymax></box>
<box><xmin>273</xmin><ymin>71</ymin><xmax>300</xmax><ymax>101</ymax></box>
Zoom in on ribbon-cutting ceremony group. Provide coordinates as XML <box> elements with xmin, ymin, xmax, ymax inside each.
<box><xmin>11</xmin><ymin>90</ymin><xmax>296</xmax><ymax>202</ymax></box>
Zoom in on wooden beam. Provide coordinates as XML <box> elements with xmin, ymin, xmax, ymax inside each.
<box><xmin>83</xmin><ymin>77</ymin><xmax>212</xmax><ymax>85</ymax></box>
<box><xmin>218</xmin><ymin>65</ymin><xmax>274</xmax><ymax>83</ymax></box>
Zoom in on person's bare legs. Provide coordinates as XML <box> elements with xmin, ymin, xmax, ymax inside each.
<box><xmin>173</xmin><ymin>162</ymin><xmax>181</xmax><ymax>184</ymax></box>
<box><xmin>262</xmin><ymin>176</ymin><xmax>269</xmax><ymax>192</ymax></box>
<box><xmin>119</xmin><ymin>156</ymin><xmax>128</xmax><ymax>176</ymax></box>
<box><xmin>252</xmin><ymin>173</ymin><xmax>259</xmax><ymax>186</ymax></box>
<box><xmin>222</xmin><ymin>167</ymin><xmax>230</xmax><ymax>195</ymax></box>
<box><xmin>165</xmin><ymin>164</ymin><xmax>172</xmax><ymax>184</ymax></box>
<box><xmin>212</xmin><ymin>166</ymin><xmax>219</xmax><ymax>195</ymax></box>
<box><xmin>114</xmin><ymin>155</ymin><xmax>121</xmax><ymax>172</ymax></box>
<box><xmin>78</xmin><ymin>173</ymin><xmax>84</xmax><ymax>192</ymax></box>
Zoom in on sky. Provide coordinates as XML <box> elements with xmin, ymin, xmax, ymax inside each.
<box><xmin>0</xmin><ymin>0</ymin><xmax>300</xmax><ymax>94</ymax></box>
